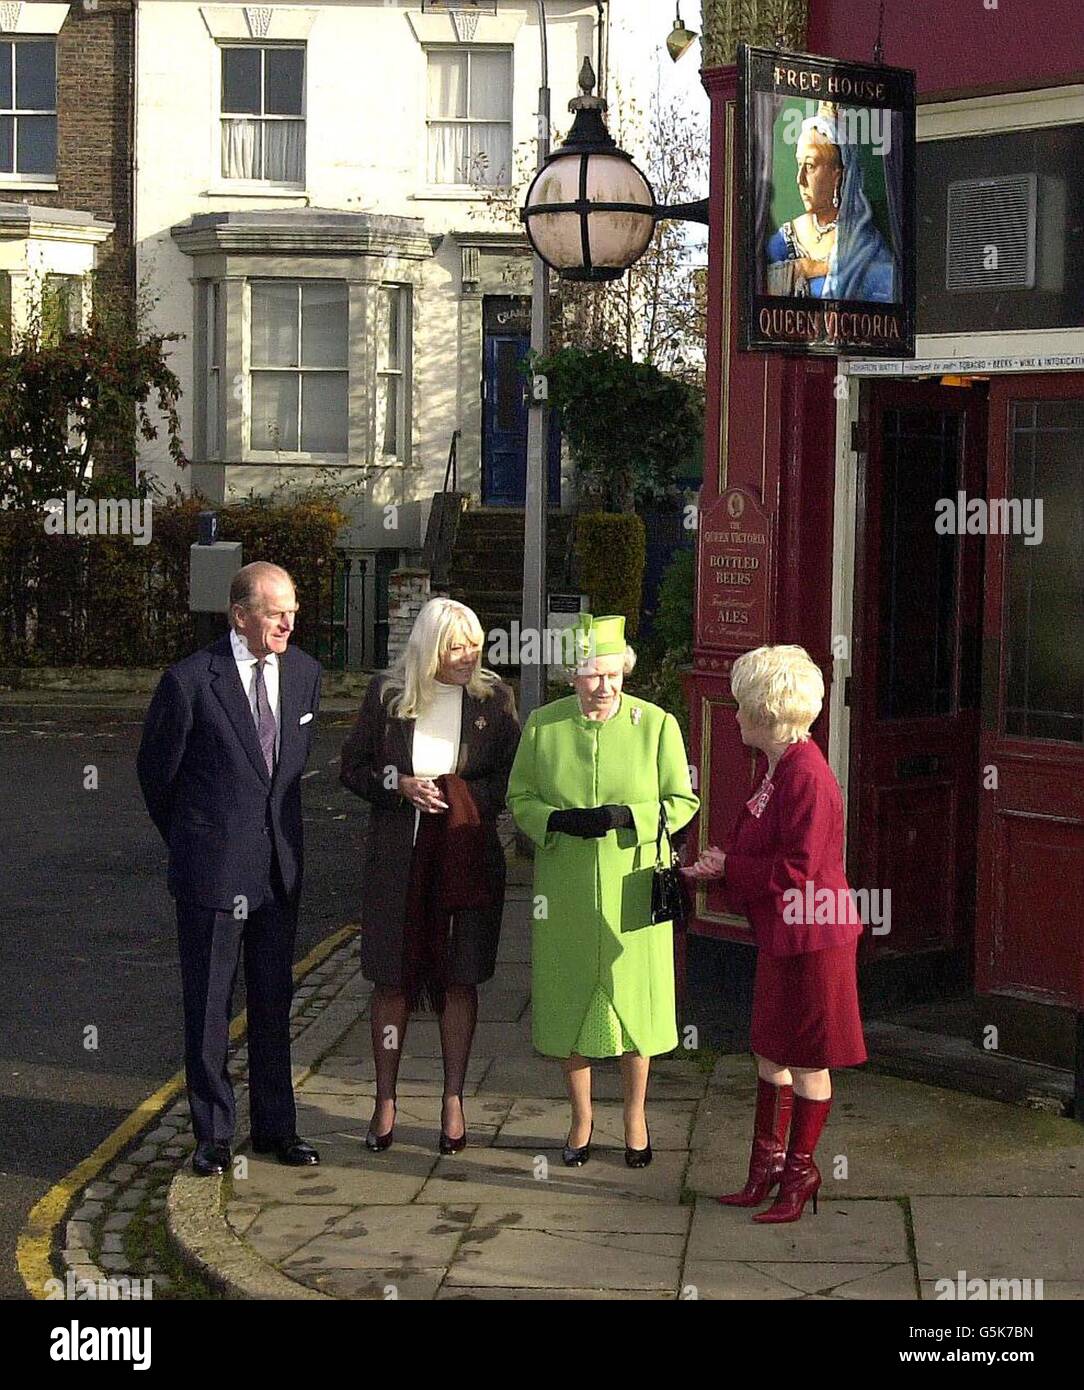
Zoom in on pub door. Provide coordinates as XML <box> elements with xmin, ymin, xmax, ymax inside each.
<box><xmin>849</xmin><ymin>381</ymin><xmax>987</xmax><ymax>996</ymax></box>
<box><xmin>975</xmin><ymin>375</ymin><xmax>1084</xmax><ymax>1053</ymax></box>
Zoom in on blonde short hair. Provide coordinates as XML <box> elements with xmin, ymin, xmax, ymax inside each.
<box><xmin>730</xmin><ymin>644</ymin><xmax>824</xmax><ymax>744</ymax></box>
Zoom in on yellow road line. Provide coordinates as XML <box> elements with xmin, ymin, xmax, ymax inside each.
<box><xmin>16</xmin><ymin>922</ymin><xmax>359</xmax><ymax>1299</ymax></box>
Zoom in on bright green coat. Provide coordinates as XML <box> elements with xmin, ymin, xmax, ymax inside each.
<box><xmin>507</xmin><ymin>694</ymin><xmax>700</xmax><ymax>1058</ymax></box>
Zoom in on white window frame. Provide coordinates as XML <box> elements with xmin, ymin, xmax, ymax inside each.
<box><xmin>424</xmin><ymin>44</ymin><xmax>513</xmax><ymax>191</ymax></box>
<box><xmin>0</xmin><ymin>35</ymin><xmax>58</xmax><ymax>186</ymax></box>
<box><xmin>244</xmin><ymin>278</ymin><xmax>349</xmax><ymax>461</ymax></box>
<box><xmin>204</xmin><ymin>281</ymin><xmax>225</xmax><ymax>460</ymax></box>
<box><xmin>216</xmin><ymin>41</ymin><xmax>307</xmax><ymax>190</ymax></box>
<box><xmin>377</xmin><ymin>284</ymin><xmax>412</xmax><ymax>462</ymax></box>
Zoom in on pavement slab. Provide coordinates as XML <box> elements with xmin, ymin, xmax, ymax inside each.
<box><xmin>912</xmin><ymin>1196</ymin><xmax>1084</xmax><ymax>1283</ymax></box>
<box><xmin>686</xmin><ymin>1195</ymin><xmax>909</xmax><ymax>1264</ymax></box>
<box><xmin>282</xmin><ymin>1205</ymin><xmax>473</xmax><ymax>1274</ymax></box>
<box><xmin>494</xmin><ymin>1098</ymin><xmax>696</xmax><ymax>1150</ymax></box>
<box><xmin>445</xmin><ymin>1223</ymin><xmax>685</xmax><ymax>1291</ymax></box>
<box><xmin>416</xmin><ymin>1145</ymin><xmax>688</xmax><ymax>1205</ymax></box>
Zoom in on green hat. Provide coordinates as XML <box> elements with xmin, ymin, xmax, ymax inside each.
<box><xmin>567</xmin><ymin>613</ymin><xmax>626</xmax><ymax>667</ymax></box>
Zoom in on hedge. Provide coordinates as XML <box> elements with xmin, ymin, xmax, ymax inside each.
<box><xmin>574</xmin><ymin>511</ymin><xmax>647</xmax><ymax>640</ymax></box>
<box><xmin>0</xmin><ymin>495</ymin><xmax>346</xmax><ymax>668</ymax></box>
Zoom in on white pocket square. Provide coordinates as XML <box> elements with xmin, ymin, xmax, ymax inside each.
<box><xmin>299</xmin><ymin>712</ymin><xmax>314</xmax><ymax>725</ymax></box>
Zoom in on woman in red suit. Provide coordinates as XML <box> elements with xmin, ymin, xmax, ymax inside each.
<box><xmin>683</xmin><ymin>645</ymin><xmax>866</xmax><ymax>1223</ymax></box>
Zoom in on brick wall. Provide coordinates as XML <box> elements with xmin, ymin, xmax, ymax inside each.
<box><xmin>11</xmin><ymin>3</ymin><xmax>136</xmax><ymax>476</ymax></box>
<box><xmin>387</xmin><ymin>568</ymin><xmax>431</xmax><ymax>665</ymax></box>
<box><xmin>50</xmin><ymin>0</ymin><xmax>134</xmax><ymax>300</ymax></box>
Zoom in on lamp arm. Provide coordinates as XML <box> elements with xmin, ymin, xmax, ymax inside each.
<box><xmin>653</xmin><ymin>196</ymin><xmax>710</xmax><ymax>226</ymax></box>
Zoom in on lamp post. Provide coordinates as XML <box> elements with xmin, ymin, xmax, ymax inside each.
<box><xmin>518</xmin><ymin>10</ymin><xmax>709</xmax><ymax>721</ymax></box>
<box><xmin>519</xmin><ymin>0</ymin><xmax>552</xmax><ymax>723</ymax></box>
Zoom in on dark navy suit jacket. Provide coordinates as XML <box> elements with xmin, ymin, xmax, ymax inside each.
<box><xmin>137</xmin><ymin>633</ymin><xmax>322</xmax><ymax>912</ymax></box>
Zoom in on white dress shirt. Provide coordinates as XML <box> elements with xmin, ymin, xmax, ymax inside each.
<box><xmin>230</xmin><ymin>628</ymin><xmax>281</xmax><ymax>759</ymax></box>
<box><xmin>410</xmin><ymin>681</ymin><xmax>463</xmax><ymax>845</ymax></box>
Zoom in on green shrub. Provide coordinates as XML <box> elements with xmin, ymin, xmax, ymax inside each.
<box><xmin>574</xmin><ymin>511</ymin><xmax>646</xmax><ymax>639</ymax></box>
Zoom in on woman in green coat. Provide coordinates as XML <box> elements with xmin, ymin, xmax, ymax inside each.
<box><xmin>507</xmin><ymin>614</ymin><xmax>699</xmax><ymax>1169</ymax></box>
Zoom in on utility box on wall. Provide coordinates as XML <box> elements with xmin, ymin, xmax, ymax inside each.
<box><xmin>189</xmin><ymin>541</ymin><xmax>242</xmax><ymax>613</ymax></box>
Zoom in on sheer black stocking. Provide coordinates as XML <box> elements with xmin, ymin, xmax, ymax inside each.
<box><xmin>369</xmin><ymin>986</ymin><xmax>409</xmax><ymax>1138</ymax></box>
<box><xmin>438</xmin><ymin>984</ymin><xmax>478</xmax><ymax>1141</ymax></box>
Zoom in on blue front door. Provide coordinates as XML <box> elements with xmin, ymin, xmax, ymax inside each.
<box><xmin>482</xmin><ymin>331</ymin><xmax>561</xmax><ymax>507</ymax></box>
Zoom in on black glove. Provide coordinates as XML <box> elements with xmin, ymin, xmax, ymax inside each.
<box><xmin>548</xmin><ymin>805</ymin><xmax>633</xmax><ymax>838</ymax></box>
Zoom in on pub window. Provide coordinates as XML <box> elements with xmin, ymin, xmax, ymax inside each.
<box><xmin>916</xmin><ymin>122</ymin><xmax>1084</xmax><ymax>334</ymax></box>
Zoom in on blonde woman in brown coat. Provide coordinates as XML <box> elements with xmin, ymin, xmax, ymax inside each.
<box><xmin>340</xmin><ymin>598</ymin><xmax>520</xmax><ymax>1154</ymax></box>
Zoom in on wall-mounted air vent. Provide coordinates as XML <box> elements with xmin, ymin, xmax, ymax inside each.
<box><xmin>946</xmin><ymin>174</ymin><xmax>1036</xmax><ymax>292</ymax></box>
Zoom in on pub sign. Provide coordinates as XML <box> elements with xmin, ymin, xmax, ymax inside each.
<box><xmin>738</xmin><ymin>44</ymin><xmax>916</xmax><ymax>358</ymax></box>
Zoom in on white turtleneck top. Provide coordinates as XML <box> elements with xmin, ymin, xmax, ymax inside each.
<box><xmin>411</xmin><ymin>681</ymin><xmax>464</xmax><ymax>844</ymax></box>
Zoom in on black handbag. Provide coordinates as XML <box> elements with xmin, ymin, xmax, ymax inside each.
<box><xmin>650</xmin><ymin>804</ymin><xmax>686</xmax><ymax>927</ymax></box>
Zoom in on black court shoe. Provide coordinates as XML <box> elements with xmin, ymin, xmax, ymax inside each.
<box><xmin>625</xmin><ymin>1126</ymin><xmax>653</xmax><ymax>1169</ymax></box>
<box><xmin>439</xmin><ymin>1094</ymin><xmax>468</xmax><ymax>1155</ymax></box>
<box><xmin>365</xmin><ymin>1102</ymin><xmax>396</xmax><ymax>1153</ymax></box>
<box><xmin>562</xmin><ymin>1122</ymin><xmax>594</xmax><ymax>1167</ymax></box>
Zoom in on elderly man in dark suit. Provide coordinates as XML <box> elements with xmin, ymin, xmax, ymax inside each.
<box><xmin>138</xmin><ymin>561</ymin><xmax>322</xmax><ymax>1176</ymax></box>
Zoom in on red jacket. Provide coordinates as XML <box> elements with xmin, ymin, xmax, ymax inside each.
<box><xmin>722</xmin><ymin>739</ymin><xmax>863</xmax><ymax>957</ymax></box>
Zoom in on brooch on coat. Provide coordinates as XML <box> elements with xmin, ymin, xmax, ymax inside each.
<box><xmin>630</xmin><ymin>706</ymin><xmax>642</xmax><ymax>725</ymax></box>
<box><xmin>474</xmin><ymin>715</ymin><xmax>487</xmax><ymax>730</ymax></box>
<box><xmin>746</xmin><ymin>775</ymin><xmax>775</xmax><ymax>819</ymax></box>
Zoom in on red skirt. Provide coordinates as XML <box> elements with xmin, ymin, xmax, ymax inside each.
<box><xmin>750</xmin><ymin>941</ymin><xmax>867</xmax><ymax>1069</ymax></box>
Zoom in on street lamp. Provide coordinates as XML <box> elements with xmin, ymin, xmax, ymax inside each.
<box><xmin>521</xmin><ymin>59</ymin><xmax>709</xmax><ymax>287</ymax></box>
<box><xmin>666</xmin><ymin>5</ymin><xmax>699</xmax><ymax>64</ymax></box>
<box><xmin>521</xmin><ymin>59</ymin><xmax>656</xmax><ymax>283</ymax></box>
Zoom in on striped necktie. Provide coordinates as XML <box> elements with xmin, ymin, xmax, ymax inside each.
<box><xmin>253</xmin><ymin>659</ymin><xmax>277</xmax><ymax>776</ymax></box>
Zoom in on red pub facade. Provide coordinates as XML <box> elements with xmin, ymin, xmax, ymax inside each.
<box><xmin>688</xmin><ymin>0</ymin><xmax>1084</xmax><ymax>1068</ymax></box>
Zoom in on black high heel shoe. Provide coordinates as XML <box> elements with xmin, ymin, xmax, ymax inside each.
<box><xmin>625</xmin><ymin>1124</ymin><xmax>652</xmax><ymax>1169</ymax></box>
<box><xmin>562</xmin><ymin>1121</ymin><xmax>593</xmax><ymax>1167</ymax></box>
<box><xmin>439</xmin><ymin>1093</ymin><xmax>467</xmax><ymax>1155</ymax></box>
<box><xmin>365</xmin><ymin>1101</ymin><xmax>396</xmax><ymax>1153</ymax></box>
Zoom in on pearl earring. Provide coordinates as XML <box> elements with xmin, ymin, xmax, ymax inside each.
<box><xmin>833</xmin><ymin>187</ymin><xmax>840</xmax><ymax>209</ymax></box>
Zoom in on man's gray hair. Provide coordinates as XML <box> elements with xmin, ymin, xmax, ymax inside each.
<box><xmin>229</xmin><ymin>562</ymin><xmax>294</xmax><ymax>613</ymax></box>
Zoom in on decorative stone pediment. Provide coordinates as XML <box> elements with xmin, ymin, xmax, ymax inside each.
<box><xmin>1</xmin><ymin>3</ymin><xmax>69</xmax><ymax>35</ymax></box>
<box><xmin>200</xmin><ymin>6</ymin><xmax>318</xmax><ymax>43</ymax></box>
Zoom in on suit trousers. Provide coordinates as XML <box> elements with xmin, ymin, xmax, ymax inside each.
<box><xmin>176</xmin><ymin>856</ymin><xmax>298</xmax><ymax>1144</ymax></box>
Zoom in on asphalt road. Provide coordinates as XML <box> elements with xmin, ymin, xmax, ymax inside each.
<box><xmin>0</xmin><ymin>698</ymin><xmax>368</xmax><ymax>1300</ymax></box>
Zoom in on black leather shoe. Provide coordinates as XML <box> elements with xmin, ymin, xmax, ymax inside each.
<box><xmin>192</xmin><ymin>1140</ymin><xmax>231</xmax><ymax>1176</ymax></box>
<box><xmin>562</xmin><ymin>1122</ymin><xmax>593</xmax><ymax>1167</ymax></box>
<box><xmin>252</xmin><ymin>1135</ymin><xmax>320</xmax><ymax>1166</ymax></box>
<box><xmin>625</xmin><ymin>1126</ymin><xmax>653</xmax><ymax>1169</ymax></box>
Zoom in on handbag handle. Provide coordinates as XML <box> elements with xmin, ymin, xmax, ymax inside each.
<box><xmin>655</xmin><ymin>803</ymin><xmax>675</xmax><ymax>868</ymax></box>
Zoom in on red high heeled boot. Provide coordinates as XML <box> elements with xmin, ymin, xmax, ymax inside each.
<box><xmin>753</xmin><ymin>1095</ymin><xmax>832</xmax><ymax>1224</ymax></box>
<box><xmin>717</xmin><ymin>1078</ymin><xmax>794</xmax><ymax>1207</ymax></box>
